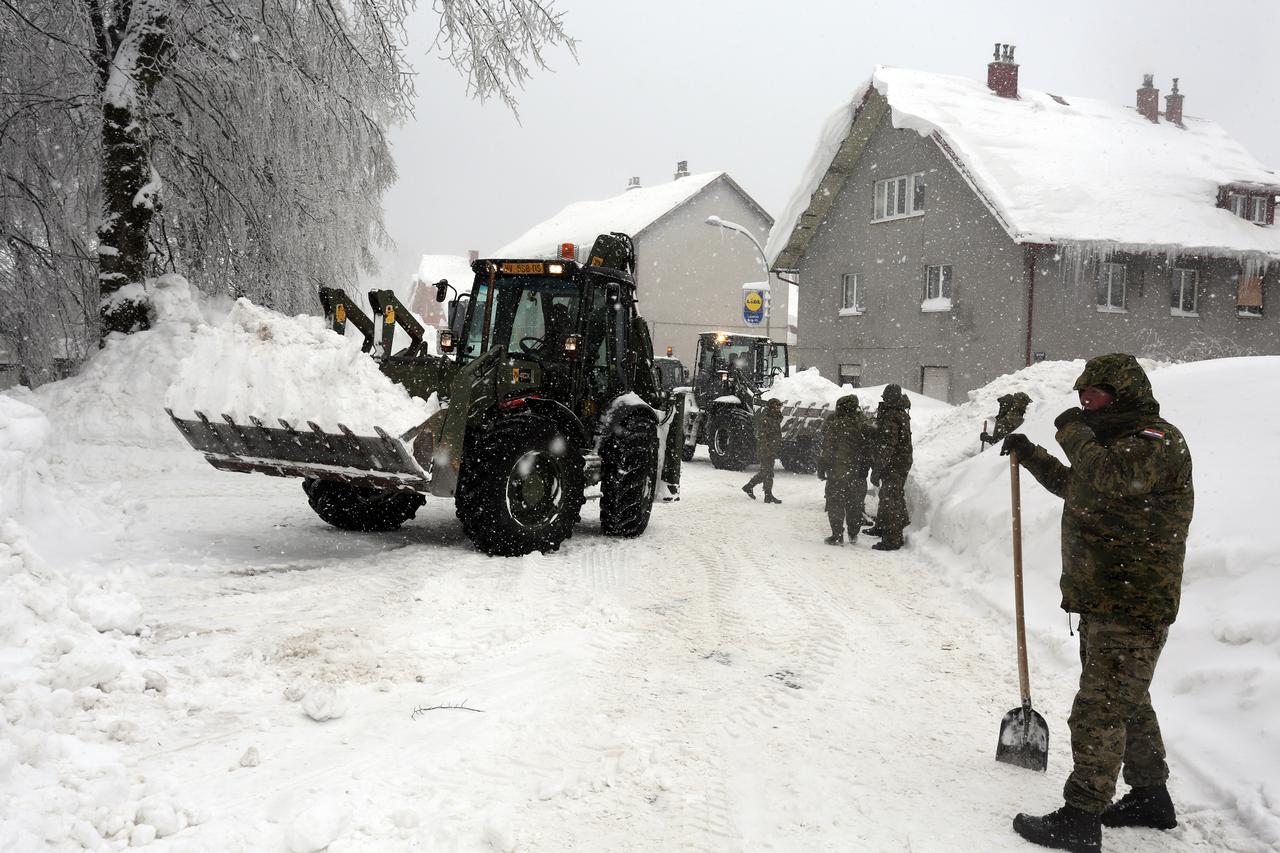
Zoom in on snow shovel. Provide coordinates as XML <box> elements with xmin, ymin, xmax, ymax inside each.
<box><xmin>996</xmin><ymin>452</ymin><xmax>1049</xmax><ymax>772</ymax></box>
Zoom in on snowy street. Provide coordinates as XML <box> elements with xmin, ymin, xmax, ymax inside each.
<box><xmin>64</xmin><ymin>449</ymin><xmax>1257</xmax><ymax>852</ymax></box>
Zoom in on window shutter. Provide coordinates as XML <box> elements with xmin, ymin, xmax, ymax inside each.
<box><xmin>1238</xmin><ymin>274</ymin><xmax>1263</xmax><ymax>308</ymax></box>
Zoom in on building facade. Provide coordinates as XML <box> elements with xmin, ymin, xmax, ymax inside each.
<box><xmin>770</xmin><ymin>53</ymin><xmax>1280</xmax><ymax>402</ymax></box>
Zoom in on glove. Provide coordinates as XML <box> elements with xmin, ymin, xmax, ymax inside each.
<box><xmin>1053</xmin><ymin>407</ymin><xmax>1087</xmax><ymax>431</ymax></box>
<box><xmin>979</xmin><ymin>431</ymin><xmax>994</xmax><ymax>445</ymax></box>
<box><xmin>1000</xmin><ymin>433</ymin><xmax>1034</xmax><ymax>459</ymax></box>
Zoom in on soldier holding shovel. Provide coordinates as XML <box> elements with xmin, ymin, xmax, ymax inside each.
<box><xmin>1000</xmin><ymin>354</ymin><xmax>1193</xmax><ymax>853</ymax></box>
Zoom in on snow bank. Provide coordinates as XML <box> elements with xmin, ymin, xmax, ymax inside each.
<box><xmin>1</xmin><ymin>273</ymin><xmax>440</xmax><ymax>849</ymax></box>
<box><xmin>763</xmin><ymin>366</ymin><xmax>952</xmax><ymax>433</ymax></box>
<box><xmin>913</xmin><ymin>357</ymin><xmax>1280</xmax><ymax>843</ymax></box>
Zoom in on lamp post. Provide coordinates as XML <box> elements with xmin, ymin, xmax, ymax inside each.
<box><xmin>706</xmin><ymin>215</ymin><xmax>772</xmax><ymax>340</ymax></box>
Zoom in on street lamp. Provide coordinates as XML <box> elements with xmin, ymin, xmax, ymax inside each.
<box><xmin>705</xmin><ymin>215</ymin><xmax>772</xmax><ymax>340</ymax></box>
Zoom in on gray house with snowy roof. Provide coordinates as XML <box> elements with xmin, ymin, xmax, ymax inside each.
<box><xmin>768</xmin><ymin>48</ymin><xmax>1280</xmax><ymax>403</ymax></box>
<box><xmin>494</xmin><ymin>164</ymin><xmax>782</xmax><ymax>368</ymax></box>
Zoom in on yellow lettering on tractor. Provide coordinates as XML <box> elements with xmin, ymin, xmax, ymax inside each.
<box><xmin>335</xmin><ymin>304</ymin><xmax>347</xmax><ymax>323</ymax></box>
<box><xmin>503</xmin><ymin>262</ymin><xmax>544</xmax><ymax>274</ymax></box>
<box><xmin>512</xmin><ymin>366</ymin><xmax>521</xmax><ymax>382</ymax></box>
<box><xmin>384</xmin><ymin>305</ymin><xmax>395</xmax><ymax>325</ymax></box>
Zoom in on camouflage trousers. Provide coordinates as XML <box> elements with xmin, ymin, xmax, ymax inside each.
<box><xmin>825</xmin><ymin>475</ymin><xmax>868</xmax><ymax>538</ymax></box>
<box><xmin>875</xmin><ymin>471</ymin><xmax>909</xmax><ymax>541</ymax></box>
<box><xmin>745</xmin><ymin>458</ymin><xmax>776</xmax><ymax>496</ymax></box>
<box><xmin>1064</xmin><ymin>616</ymin><xmax>1170</xmax><ymax>814</ymax></box>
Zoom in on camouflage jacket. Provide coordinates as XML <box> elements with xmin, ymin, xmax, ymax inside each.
<box><xmin>820</xmin><ymin>395</ymin><xmax>872</xmax><ymax>481</ymax></box>
<box><xmin>874</xmin><ymin>390</ymin><xmax>913</xmax><ymax>476</ymax></box>
<box><xmin>1018</xmin><ymin>354</ymin><xmax>1194</xmax><ymax>627</ymax></box>
<box><xmin>755</xmin><ymin>407</ymin><xmax>783</xmax><ymax>462</ymax></box>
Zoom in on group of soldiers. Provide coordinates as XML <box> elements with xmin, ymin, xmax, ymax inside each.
<box><xmin>741</xmin><ymin>384</ymin><xmax>915</xmax><ymax>551</ymax></box>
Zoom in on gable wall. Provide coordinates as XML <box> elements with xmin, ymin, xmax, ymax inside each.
<box><xmin>794</xmin><ymin>113</ymin><xmax>1025</xmax><ymax>402</ymax></box>
<box><xmin>637</xmin><ymin>176</ymin><xmax>784</xmax><ymax>367</ymax></box>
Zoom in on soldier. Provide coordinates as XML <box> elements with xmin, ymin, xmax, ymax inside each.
<box><xmin>817</xmin><ymin>394</ymin><xmax>872</xmax><ymax>545</ymax></box>
<box><xmin>1001</xmin><ymin>354</ymin><xmax>1193</xmax><ymax>853</ymax></box>
<box><xmin>742</xmin><ymin>397</ymin><xmax>784</xmax><ymax>504</ymax></box>
<box><xmin>865</xmin><ymin>384</ymin><xmax>912</xmax><ymax>551</ymax></box>
<box><xmin>980</xmin><ymin>391</ymin><xmax>1032</xmax><ymax>448</ymax></box>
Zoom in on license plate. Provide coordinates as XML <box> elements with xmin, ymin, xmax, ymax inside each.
<box><xmin>503</xmin><ymin>262</ymin><xmax>544</xmax><ymax>274</ymax></box>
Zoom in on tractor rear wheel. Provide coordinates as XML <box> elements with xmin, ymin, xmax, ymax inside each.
<box><xmin>302</xmin><ymin>479</ymin><xmax>425</xmax><ymax>532</ymax></box>
<box><xmin>456</xmin><ymin>416</ymin><xmax>584</xmax><ymax>556</ymax></box>
<box><xmin>707</xmin><ymin>409</ymin><xmax>754</xmax><ymax>471</ymax></box>
<box><xmin>601</xmin><ymin>415</ymin><xmax>659</xmax><ymax>537</ymax></box>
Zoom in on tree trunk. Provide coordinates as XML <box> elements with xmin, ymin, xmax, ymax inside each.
<box><xmin>95</xmin><ymin>3</ymin><xmax>171</xmax><ymax>338</ymax></box>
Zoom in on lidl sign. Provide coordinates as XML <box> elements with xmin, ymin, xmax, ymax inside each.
<box><xmin>743</xmin><ymin>289</ymin><xmax>766</xmax><ymax>325</ymax></box>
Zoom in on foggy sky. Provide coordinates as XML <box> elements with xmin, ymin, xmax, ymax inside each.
<box><xmin>369</xmin><ymin>0</ymin><xmax>1280</xmax><ymax>288</ymax></box>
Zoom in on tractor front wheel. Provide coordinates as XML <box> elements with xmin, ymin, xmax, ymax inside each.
<box><xmin>456</xmin><ymin>416</ymin><xmax>585</xmax><ymax>556</ymax></box>
<box><xmin>707</xmin><ymin>409</ymin><xmax>754</xmax><ymax>471</ymax></box>
<box><xmin>780</xmin><ymin>435</ymin><xmax>818</xmax><ymax>475</ymax></box>
<box><xmin>302</xmin><ymin>479</ymin><xmax>425</xmax><ymax>532</ymax></box>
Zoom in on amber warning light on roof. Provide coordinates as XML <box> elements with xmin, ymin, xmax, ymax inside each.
<box><xmin>560</xmin><ymin>242</ymin><xmax>575</xmax><ymax>260</ymax></box>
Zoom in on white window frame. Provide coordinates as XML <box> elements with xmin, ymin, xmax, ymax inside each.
<box><xmin>1170</xmin><ymin>268</ymin><xmax>1199</xmax><ymax>317</ymax></box>
<box><xmin>873</xmin><ymin>172</ymin><xmax>926</xmax><ymax>222</ymax></box>
<box><xmin>1096</xmin><ymin>262</ymin><xmax>1127</xmax><ymax>313</ymax></box>
<box><xmin>1251</xmin><ymin>196</ymin><xmax>1269</xmax><ymax>224</ymax></box>
<box><xmin>922</xmin><ymin>264</ymin><xmax>953</xmax><ymax>311</ymax></box>
<box><xmin>1230</xmin><ymin>193</ymin><xmax>1249</xmax><ymax>218</ymax></box>
<box><xmin>839</xmin><ymin>272</ymin><xmax>864</xmax><ymax>315</ymax></box>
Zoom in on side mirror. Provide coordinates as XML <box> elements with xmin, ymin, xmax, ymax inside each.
<box><xmin>434</xmin><ymin>279</ymin><xmax>449</xmax><ymax>303</ymax></box>
<box><xmin>438</xmin><ymin>329</ymin><xmax>455</xmax><ymax>353</ymax></box>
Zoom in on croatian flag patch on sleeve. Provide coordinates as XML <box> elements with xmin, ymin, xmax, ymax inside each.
<box><xmin>1140</xmin><ymin>427</ymin><xmax>1166</xmax><ymax>440</ymax></box>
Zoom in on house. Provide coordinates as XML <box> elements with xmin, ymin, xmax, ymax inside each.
<box><xmin>768</xmin><ymin>47</ymin><xmax>1280</xmax><ymax>402</ymax></box>
<box><xmin>493</xmin><ymin>163</ymin><xmax>782</xmax><ymax>367</ymax></box>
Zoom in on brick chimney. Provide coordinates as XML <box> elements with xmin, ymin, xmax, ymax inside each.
<box><xmin>1137</xmin><ymin>74</ymin><xmax>1159</xmax><ymax>123</ymax></box>
<box><xmin>626</xmin><ymin>176</ymin><xmax>641</xmax><ymax>191</ymax></box>
<box><xmin>674</xmin><ymin>160</ymin><xmax>690</xmax><ymax>180</ymax></box>
<box><xmin>987</xmin><ymin>43</ymin><xmax>1019</xmax><ymax>99</ymax></box>
<box><xmin>1164</xmin><ymin>77</ymin><xmax>1184</xmax><ymax>127</ymax></box>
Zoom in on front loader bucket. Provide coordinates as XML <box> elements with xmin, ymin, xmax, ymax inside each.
<box><xmin>167</xmin><ymin>409</ymin><xmax>432</xmax><ymax>492</ymax></box>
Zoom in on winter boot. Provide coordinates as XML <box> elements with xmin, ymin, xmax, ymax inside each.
<box><xmin>1101</xmin><ymin>785</ymin><xmax>1176</xmax><ymax>830</ymax></box>
<box><xmin>871</xmin><ymin>537</ymin><xmax>903</xmax><ymax>551</ymax></box>
<box><xmin>764</xmin><ymin>494</ymin><xmax>782</xmax><ymax>504</ymax></box>
<box><xmin>862</xmin><ymin>525</ymin><xmax>883</xmax><ymax>537</ymax></box>
<box><xmin>824</xmin><ymin>534</ymin><xmax>843</xmax><ymax>546</ymax></box>
<box><xmin>661</xmin><ymin>483</ymin><xmax>680</xmax><ymax>503</ymax></box>
<box><xmin>1012</xmin><ymin>804</ymin><xmax>1101</xmax><ymax>853</ymax></box>
<box><xmin>742</xmin><ymin>484</ymin><xmax>756</xmax><ymax>500</ymax></box>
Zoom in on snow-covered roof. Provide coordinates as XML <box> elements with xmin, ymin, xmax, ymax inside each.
<box><xmin>493</xmin><ymin>172</ymin><xmax>758</xmax><ymax>258</ymax></box>
<box><xmin>769</xmin><ymin>65</ymin><xmax>1280</xmax><ymax>269</ymax></box>
<box><xmin>412</xmin><ymin>254</ymin><xmax>475</xmax><ymax>296</ymax></box>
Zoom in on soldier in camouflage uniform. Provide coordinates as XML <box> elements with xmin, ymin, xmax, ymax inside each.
<box><xmin>743</xmin><ymin>397</ymin><xmax>784</xmax><ymax>504</ymax></box>
<box><xmin>817</xmin><ymin>394</ymin><xmax>872</xmax><ymax>545</ymax></box>
<box><xmin>866</xmin><ymin>384</ymin><xmax>912</xmax><ymax>551</ymax></box>
<box><xmin>1001</xmin><ymin>354</ymin><xmax>1193</xmax><ymax>853</ymax></box>
<box><xmin>980</xmin><ymin>391</ymin><xmax>1032</xmax><ymax>448</ymax></box>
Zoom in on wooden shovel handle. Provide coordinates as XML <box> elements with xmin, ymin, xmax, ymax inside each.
<box><xmin>1011</xmin><ymin>453</ymin><xmax>1031</xmax><ymax>705</ymax></box>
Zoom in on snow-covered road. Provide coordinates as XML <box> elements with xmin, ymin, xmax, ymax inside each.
<box><xmin>87</xmin><ymin>452</ymin><xmax>1259</xmax><ymax>852</ymax></box>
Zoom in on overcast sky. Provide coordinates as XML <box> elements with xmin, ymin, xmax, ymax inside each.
<box><xmin>370</xmin><ymin>0</ymin><xmax>1280</xmax><ymax>288</ymax></box>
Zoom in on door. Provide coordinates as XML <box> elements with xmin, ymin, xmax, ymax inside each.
<box><xmin>921</xmin><ymin>366</ymin><xmax>950</xmax><ymax>402</ymax></box>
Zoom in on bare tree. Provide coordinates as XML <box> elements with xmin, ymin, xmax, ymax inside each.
<box><xmin>0</xmin><ymin>0</ymin><xmax>574</xmax><ymax>381</ymax></box>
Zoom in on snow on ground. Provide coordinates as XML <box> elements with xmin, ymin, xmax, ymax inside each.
<box><xmin>1</xmin><ymin>288</ymin><xmax>1275</xmax><ymax>851</ymax></box>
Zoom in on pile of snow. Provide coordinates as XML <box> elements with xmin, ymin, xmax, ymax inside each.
<box><xmin>0</xmin><ymin>273</ymin><xmax>440</xmax><ymax>849</ymax></box>
<box><xmin>764</xmin><ymin>366</ymin><xmax>952</xmax><ymax>433</ymax></box>
<box><xmin>912</xmin><ymin>357</ymin><xmax>1280</xmax><ymax>844</ymax></box>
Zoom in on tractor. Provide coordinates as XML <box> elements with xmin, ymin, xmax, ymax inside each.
<box><xmin>168</xmin><ymin>233</ymin><xmax>681</xmax><ymax>557</ymax></box>
<box><xmin>678</xmin><ymin>331</ymin><xmax>828</xmax><ymax>473</ymax></box>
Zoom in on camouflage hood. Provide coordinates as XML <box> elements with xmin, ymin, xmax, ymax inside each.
<box><xmin>997</xmin><ymin>391</ymin><xmax>1031</xmax><ymax>416</ymax></box>
<box><xmin>879</xmin><ymin>384</ymin><xmax>910</xmax><ymax>411</ymax></box>
<box><xmin>1073</xmin><ymin>354</ymin><xmax>1160</xmax><ymax>441</ymax></box>
<box><xmin>835</xmin><ymin>394</ymin><xmax>861</xmax><ymax>416</ymax></box>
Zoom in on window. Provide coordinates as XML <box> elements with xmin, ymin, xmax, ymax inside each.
<box><xmin>1230</xmin><ymin>193</ymin><xmax>1249</xmax><ymax>218</ymax></box>
<box><xmin>1171</xmin><ymin>269</ymin><xmax>1198</xmax><ymax>316</ymax></box>
<box><xmin>873</xmin><ymin>172</ymin><xmax>926</xmax><ymax>221</ymax></box>
<box><xmin>921</xmin><ymin>366</ymin><xmax>951</xmax><ymax>402</ymax></box>
<box><xmin>839</xmin><ymin>273</ymin><xmax>864</xmax><ymax>314</ymax></box>
<box><xmin>1096</xmin><ymin>262</ymin><xmax>1127</xmax><ymax>312</ymax></box>
<box><xmin>1252</xmin><ymin>197</ymin><xmax>1269</xmax><ymax>225</ymax></box>
<box><xmin>1238</xmin><ymin>274</ymin><xmax>1264</xmax><ymax>317</ymax></box>
<box><xmin>838</xmin><ymin>363</ymin><xmax>861</xmax><ymax>388</ymax></box>
<box><xmin>923</xmin><ymin>265</ymin><xmax>953</xmax><ymax>310</ymax></box>
<box><xmin>1226</xmin><ymin>192</ymin><xmax>1272</xmax><ymax>225</ymax></box>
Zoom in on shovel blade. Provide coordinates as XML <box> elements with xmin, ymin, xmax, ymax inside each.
<box><xmin>996</xmin><ymin>705</ymin><xmax>1049</xmax><ymax>772</ymax></box>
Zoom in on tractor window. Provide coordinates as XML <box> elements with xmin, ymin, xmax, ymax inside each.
<box><xmin>462</xmin><ymin>281</ymin><xmax>489</xmax><ymax>360</ymax></box>
<box><xmin>461</xmin><ymin>276</ymin><xmax>579</xmax><ymax>362</ymax></box>
<box><xmin>584</xmin><ymin>283</ymin><xmax>621</xmax><ymax>402</ymax></box>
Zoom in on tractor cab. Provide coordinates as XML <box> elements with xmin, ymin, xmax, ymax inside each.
<box><xmin>692</xmin><ymin>332</ymin><xmax>789</xmax><ymax>407</ymax></box>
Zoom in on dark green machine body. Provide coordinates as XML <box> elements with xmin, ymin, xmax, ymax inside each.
<box><xmin>169</xmin><ymin>233</ymin><xmax>679</xmax><ymax>556</ymax></box>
